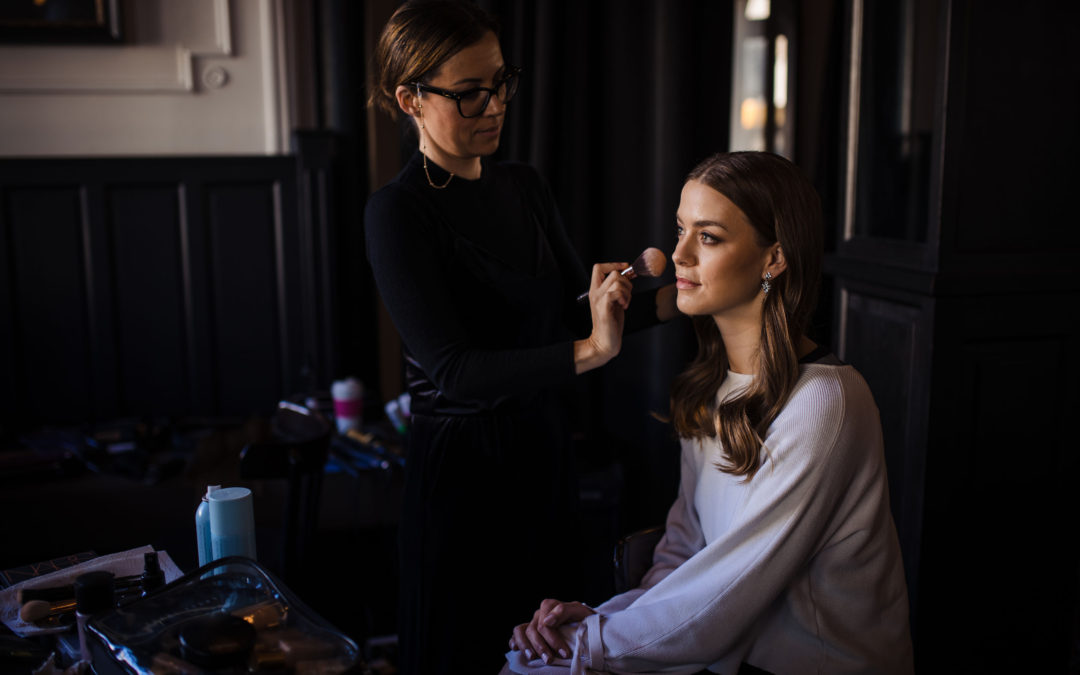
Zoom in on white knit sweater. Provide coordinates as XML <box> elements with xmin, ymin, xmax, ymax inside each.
<box><xmin>506</xmin><ymin>361</ymin><xmax>913</xmax><ymax>674</ymax></box>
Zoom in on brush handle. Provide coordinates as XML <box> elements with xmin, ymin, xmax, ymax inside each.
<box><xmin>576</xmin><ymin>266</ymin><xmax>638</xmax><ymax>303</ymax></box>
<box><xmin>18</xmin><ymin>574</ymin><xmax>141</xmax><ymax>603</ymax></box>
<box><xmin>20</xmin><ymin>598</ymin><xmax>77</xmax><ymax>622</ymax></box>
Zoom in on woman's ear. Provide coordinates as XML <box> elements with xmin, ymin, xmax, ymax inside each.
<box><xmin>764</xmin><ymin>243</ymin><xmax>788</xmax><ymax>279</ymax></box>
<box><xmin>395</xmin><ymin>84</ymin><xmax>420</xmax><ymax>119</ymax></box>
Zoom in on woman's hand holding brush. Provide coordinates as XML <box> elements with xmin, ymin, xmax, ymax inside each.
<box><xmin>573</xmin><ymin>262</ymin><xmax>633</xmax><ymax>374</ymax></box>
<box><xmin>575</xmin><ymin>247</ymin><xmax>667</xmax><ymax>303</ymax></box>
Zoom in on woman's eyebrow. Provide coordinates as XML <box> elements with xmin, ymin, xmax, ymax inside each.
<box><xmin>680</xmin><ymin>218</ymin><xmax>729</xmax><ymax>231</ymax></box>
<box><xmin>450</xmin><ymin>65</ymin><xmax>507</xmax><ymax>87</ymax></box>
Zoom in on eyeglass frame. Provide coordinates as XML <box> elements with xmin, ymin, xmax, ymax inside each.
<box><xmin>411</xmin><ymin>65</ymin><xmax>522</xmax><ymax>118</ymax></box>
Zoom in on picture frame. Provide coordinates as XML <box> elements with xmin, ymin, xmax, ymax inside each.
<box><xmin>0</xmin><ymin>0</ymin><xmax>123</xmax><ymax>44</ymax></box>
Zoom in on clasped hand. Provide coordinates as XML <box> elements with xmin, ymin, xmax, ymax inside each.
<box><xmin>509</xmin><ymin>598</ymin><xmax>595</xmax><ymax>664</ymax></box>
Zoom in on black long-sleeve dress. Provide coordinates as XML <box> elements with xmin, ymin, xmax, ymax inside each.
<box><xmin>364</xmin><ymin>151</ymin><xmax>656</xmax><ymax>674</ymax></box>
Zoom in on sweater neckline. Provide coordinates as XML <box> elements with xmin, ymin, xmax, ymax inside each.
<box><xmin>724</xmin><ymin>370</ymin><xmax>754</xmax><ymax>384</ymax></box>
<box><xmin>717</xmin><ymin>370</ymin><xmax>754</xmax><ymax>404</ymax></box>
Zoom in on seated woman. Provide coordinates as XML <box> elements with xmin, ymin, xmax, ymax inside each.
<box><xmin>504</xmin><ymin>151</ymin><xmax>913</xmax><ymax>674</ymax></box>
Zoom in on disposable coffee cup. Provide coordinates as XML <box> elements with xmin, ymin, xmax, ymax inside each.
<box><xmin>208</xmin><ymin>487</ymin><xmax>257</xmax><ymax>562</ymax></box>
<box><xmin>331</xmin><ymin>377</ymin><xmax>363</xmax><ymax>433</ymax></box>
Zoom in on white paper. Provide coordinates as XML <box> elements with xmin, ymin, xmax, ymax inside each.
<box><xmin>0</xmin><ymin>545</ymin><xmax>184</xmax><ymax>637</ymax></box>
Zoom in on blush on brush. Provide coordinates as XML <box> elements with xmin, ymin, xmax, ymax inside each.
<box><xmin>576</xmin><ymin>247</ymin><xmax>668</xmax><ymax>302</ymax></box>
<box><xmin>619</xmin><ymin>247</ymin><xmax>666</xmax><ymax>279</ymax></box>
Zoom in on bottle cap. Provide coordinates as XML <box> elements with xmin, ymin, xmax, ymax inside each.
<box><xmin>141</xmin><ymin>551</ymin><xmax>165</xmax><ymax>594</ymax></box>
<box><xmin>208</xmin><ymin>487</ymin><xmax>257</xmax><ymax>560</ymax></box>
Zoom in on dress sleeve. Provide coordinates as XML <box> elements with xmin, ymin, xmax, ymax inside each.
<box><xmin>364</xmin><ymin>185</ymin><xmax>576</xmax><ymax>404</ymax></box>
<box><xmin>570</xmin><ymin>379</ymin><xmax>862</xmax><ymax>673</ymax></box>
<box><xmin>512</xmin><ymin>163</ymin><xmax>663</xmax><ymax>337</ymax></box>
<box><xmin>517</xmin><ymin>165</ymin><xmax>591</xmax><ymax>336</ymax></box>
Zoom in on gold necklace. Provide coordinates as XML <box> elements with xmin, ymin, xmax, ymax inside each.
<box><xmin>421</xmin><ymin>144</ymin><xmax>453</xmax><ymax>189</ymax></box>
<box><xmin>418</xmin><ymin>101</ymin><xmax>453</xmax><ymax>189</ymax></box>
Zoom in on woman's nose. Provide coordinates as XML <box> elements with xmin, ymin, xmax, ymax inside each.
<box><xmin>672</xmin><ymin>239</ymin><xmax>690</xmax><ymax>266</ymax></box>
<box><xmin>486</xmin><ymin>92</ymin><xmax>506</xmax><ymax>116</ymax></box>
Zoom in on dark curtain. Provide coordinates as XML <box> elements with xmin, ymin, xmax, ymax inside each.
<box><xmin>479</xmin><ymin>0</ymin><xmax>735</xmax><ymax>533</ymax></box>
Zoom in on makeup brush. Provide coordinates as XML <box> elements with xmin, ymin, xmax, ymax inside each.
<box><xmin>576</xmin><ymin>247</ymin><xmax>667</xmax><ymax>303</ymax></box>
<box><xmin>19</xmin><ymin>598</ymin><xmax>76</xmax><ymax>623</ymax></box>
<box><xmin>18</xmin><ymin>574</ymin><xmax>141</xmax><ymax>604</ymax></box>
<box><xmin>20</xmin><ymin>589</ymin><xmax>144</xmax><ymax>626</ymax></box>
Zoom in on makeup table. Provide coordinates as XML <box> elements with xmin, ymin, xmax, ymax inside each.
<box><xmin>0</xmin><ymin>415</ymin><xmax>404</xmax><ymax>671</ymax></box>
<box><xmin>0</xmin><ymin>552</ymin><xmax>367</xmax><ymax>673</ymax></box>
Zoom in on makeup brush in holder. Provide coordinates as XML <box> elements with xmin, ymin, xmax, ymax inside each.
<box><xmin>576</xmin><ymin>247</ymin><xmax>667</xmax><ymax>303</ymax></box>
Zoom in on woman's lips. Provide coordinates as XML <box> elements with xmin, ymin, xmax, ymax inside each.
<box><xmin>676</xmin><ymin>276</ymin><xmax>699</xmax><ymax>290</ymax></box>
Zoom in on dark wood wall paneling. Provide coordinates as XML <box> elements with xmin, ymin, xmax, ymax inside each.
<box><xmin>927</xmin><ymin>1</ymin><xmax>1079</xmax><ymax>667</ymax></box>
<box><xmin>828</xmin><ymin>0</ymin><xmax>1080</xmax><ymax>670</ymax></box>
<box><xmin>0</xmin><ymin>135</ymin><xmax>343</xmax><ymax>432</ymax></box>
<box><xmin>835</xmin><ymin>280</ymin><xmax>933</xmax><ymax>616</ymax></box>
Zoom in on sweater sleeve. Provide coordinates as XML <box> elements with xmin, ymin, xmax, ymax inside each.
<box><xmin>573</xmin><ymin>374</ymin><xmax>864</xmax><ymax>673</ymax></box>
<box><xmin>593</xmin><ymin>440</ymin><xmax>706</xmax><ymax>615</ymax></box>
<box><xmin>364</xmin><ymin>184</ymin><xmax>576</xmax><ymax>405</ymax></box>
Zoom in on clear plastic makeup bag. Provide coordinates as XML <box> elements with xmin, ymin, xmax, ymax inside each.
<box><xmin>86</xmin><ymin>556</ymin><xmax>366</xmax><ymax>674</ymax></box>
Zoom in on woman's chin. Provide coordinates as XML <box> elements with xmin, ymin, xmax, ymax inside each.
<box><xmin>474</xmin><ymin>137</ymin><xmax>501</xmax><ymax>156</ymax></box>
<box><xmin>675</xmin><ymin>296</ymin><xmax>697</xmax><ymax>317</ymax></box>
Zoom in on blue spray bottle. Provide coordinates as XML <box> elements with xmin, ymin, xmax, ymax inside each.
<box><xmin>195</xmin><ymin>485</ymin><xmax>221</xmax><ymax>567</ymax></box>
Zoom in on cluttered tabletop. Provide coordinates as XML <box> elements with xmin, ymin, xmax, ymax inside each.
<box><xmin>0</xmin><ymin>550</ymin><xmax>366</xmax><ymax>674</ymax></box>
<box><xmin>0</xmin><ymin>403</ymin><xmax>405</xmax><ymax>674</ymax></box>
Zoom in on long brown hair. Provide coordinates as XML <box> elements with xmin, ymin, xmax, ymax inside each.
<box><xmin>368</xmin><ymin>0</ymin><xmax>500</xmax><ymax>119</ymax></box>
<box><xmin>669</xmin><ymin>152</ymin><xmax>823</xmax><ymax>479</ymax></box>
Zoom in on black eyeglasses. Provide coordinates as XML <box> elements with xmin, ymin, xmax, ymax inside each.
<box><xmin>413</xmin><ymin>66</ymin><xmax>521</xmax><ymax>118</ymax></box>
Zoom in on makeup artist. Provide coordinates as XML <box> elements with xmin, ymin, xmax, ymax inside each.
<box><xmin>363</xmin><ymin>2</ymin><xmax>677</xmax><ymax>673</ymax></box>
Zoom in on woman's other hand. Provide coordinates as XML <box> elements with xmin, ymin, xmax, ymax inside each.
<box><xmin>574</xmin><ymin>262</ymin><xmax>632</xmax><ymax>374</ymax></box>
<box><xmin>509</xmin><ymin>599</ymin><xmax>595</xmax><ymax>664</ymax></box>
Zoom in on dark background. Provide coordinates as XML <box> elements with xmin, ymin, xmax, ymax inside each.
<box><xmin>1</xmin><ymin>0</ymin><xmax>1078</xmax><ymax>672</ymax></box>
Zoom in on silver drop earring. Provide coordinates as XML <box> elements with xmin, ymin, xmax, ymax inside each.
<box><xmin>761</xmin><ymin>271</ymin><xmax>773</xmax><ymax>294</ymax></box>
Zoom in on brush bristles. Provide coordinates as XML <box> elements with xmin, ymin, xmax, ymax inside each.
<box><xmin>20</xmin><ymin>600</ymin><xmax>55</xmax><ymax>622</ymax></box>
<box><xmin>632</xmin><ymin>247</ymin><xmax>667</xmax><ymax>278</ymax></box>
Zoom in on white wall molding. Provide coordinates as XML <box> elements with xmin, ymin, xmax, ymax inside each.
<box><xmin>0</xmin><ymin>0</ymin><xmax>291</xmax><ymax>155</ymax></box>
<box><xmin>213</xmin><ymin>0</ymin><xmax>235</xmax><ymax>56</ymax></box>
<box><xmin>261</xmin><ymin>0</ymin><xmax>287</xmax><ymax>154</ymax></box>
<box><xmin>0</xmin><ymin>0</ymin><xmax>234</xmax><ymax>94</ymax></box>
